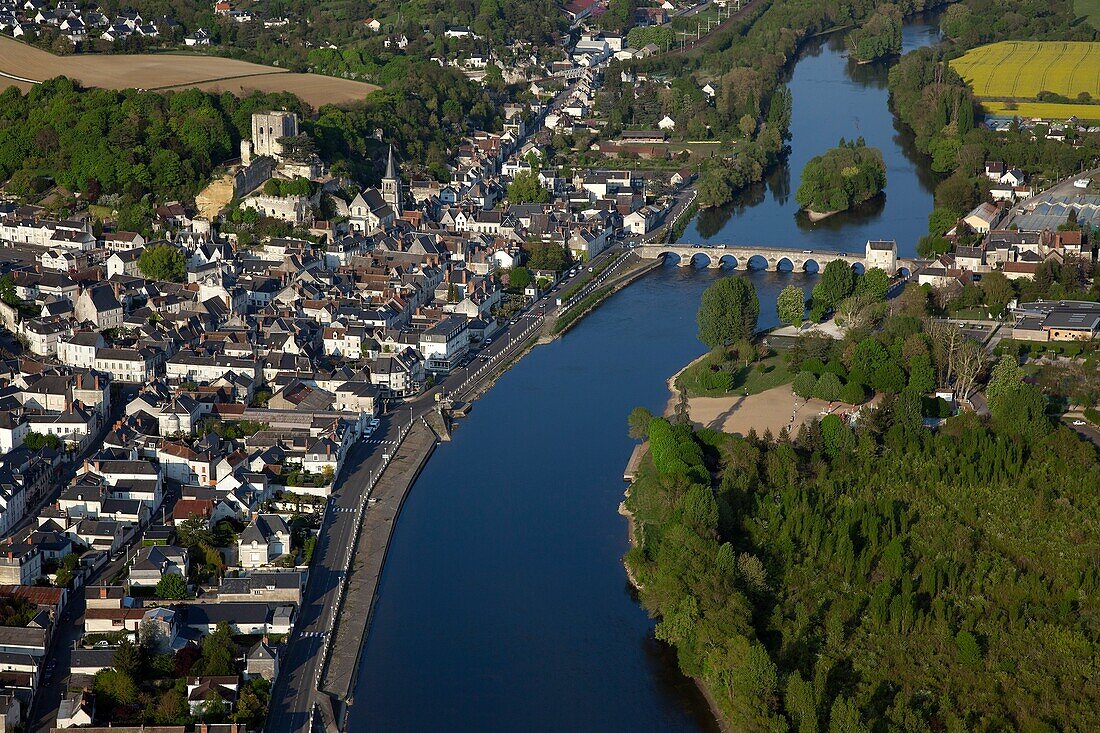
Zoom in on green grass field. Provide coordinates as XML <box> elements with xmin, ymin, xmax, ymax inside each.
<box><xmin>950</xmin><ymin>41</ymin><xmax>1100</xmax><ymax>99</ymax></box>
<box><xmin>675</xmin><ymin>349</ymin><xmax>794</xmax><ymax>397</ymax></box>
<box><xmin>1075</xmin><ymin>0</ymin><xmax>1100</xmax><ymax>30</ymax></box>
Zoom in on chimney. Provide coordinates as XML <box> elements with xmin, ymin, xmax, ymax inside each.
<box><xmin>99</xmin><ymin>586</ymin><xmax>107</xmax><ymax>598</ymax></box>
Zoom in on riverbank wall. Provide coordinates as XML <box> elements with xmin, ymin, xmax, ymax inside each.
<box><xmin>321</xmin><ymin>421</ymin><xmax>440</xmax><ymax>704</ymax></box>
<box><xmin>548</xmin><ymin>257</ymin><xmax>664</xmax><ymax>339</ymax></box>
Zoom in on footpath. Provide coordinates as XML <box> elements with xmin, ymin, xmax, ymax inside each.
<box><xmin>321</xmin><ymin>421</ymin><xmax>440</xmax><ymax>702</ymax></box>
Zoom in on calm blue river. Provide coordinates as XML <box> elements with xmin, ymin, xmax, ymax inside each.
<box><xmin>349</xmin><ymin>15</ymin><xmax>940</xmax><ymax>733</ymax></box>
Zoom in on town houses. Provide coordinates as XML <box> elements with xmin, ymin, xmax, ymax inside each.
<box><xmin>0</xmin><ymin>88</ymin><xmax>692</xmax><ymax>730</ymax></box>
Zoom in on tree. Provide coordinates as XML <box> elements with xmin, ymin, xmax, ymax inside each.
<box><xmin>697</xmin><ymin>277</ymin><xmax>759</xmax><ymax>348</ymax></box>
<box><xmin>508</xmin><ymin>266</ymin><xmax>533</xmax><ymax>290</ymax></box>
<box><xmin>94</xmin><ymin>669</ymin><xmax>138</xmax><ymax>710</ymax></box>
<box><xmin>907</xmin><ymin>353</ymin><xmax>935</xmax><ymax>394</ymax></box>
<box><xmin>813</xmin><ymin>260</ymin><xmax>857</xmax><ymax>311</ymax></box>
<box><xmin>138</xmin><ymin>244</ymin><xmax>186</xmax><ymax>282</ymax></box>
<box><xmin>986</xmin><ymin>355</ymin><xmax>1023</xmax><ymax>405</ymax></box>
<box><xmin>792</xmin><ymin>371</ymin><xmax>818</xmax><ymax>398</ymax></box>
<box><xmin>777</xmin><ymin>285</ymin><xmax>806</xmax><ymax>327</ymax></box>
<box><xmin>199</xmin><ymin>622</ymin><xmax>236</xmax><ymax>676</ymax></box>
<box><xmin>986</xmin><ymin>355</ymin><xmax>1049</xmax><ymax>438</ymax></box>
<box><xmin>953</xmin><ymin>341</ymin><xmax>984</xmax><ymax>400</ymax></box>
<box><xmin>525</xmin><ymin>242</ymin><xmax>570</xmax><ymax>272</ymax></box>
<box><xmin>507</xmin><ymin>170</ymin><xmax>550</xmax><ymax>204</ymax></box>
<box><xmin>839</xmin><ymin>380</ymin><xmax>866</xmax><ymax>404</ymax></box>
<box><xmin>54</xmin><ymin>552</ymin><xmax>80</xmax><ymax>587</ymax></box>
<box><xmin>627</xmin><ymin>407</ymin><xmax>654</xmax><ymax>440</ymax></box>
<box><xmin>175</xmin><ymin>515</ymin><xmax>214</xmax><ymax>549</ymax></box>
<box><xmin>156</xmin><ymin>573</ymin><xmax>190</xmax><ymax>600</ymax></box>
<box><xmin>980</xmin><ymin>271</ymin><xmax>1014</xmax><ymax>315</ymax></box>
<box><xmin>796</xmin><ymin>139</ymin><xmax>886</xmax><ymax>213</ymax></box>
<box><xmin>23</xmin><ymin>431</ymin><xmax>62</xmax><ymax>450</ymax></box>
<box><xmin>813</xmin><ymin>372</ymin><xmax>843</xmax><ymax>401</ymax></box>
<box><xmin>0</xmin><ymin>275</ymin><xmax>18</xmax><ymax>306</ymax></box>
<box><xmin>855</xmin><ymin>268</ymin><xmax>890</xmax><ymax>302</ymax></box>
<box><xmin>155</xmin><ymin>689</ymin><xmax>191</xmax><ymax>726</ymax></box>
<box><xmin>112</xmin><ymin>638</ymin><xmax>142</xmax><ymax>678</ymax></box>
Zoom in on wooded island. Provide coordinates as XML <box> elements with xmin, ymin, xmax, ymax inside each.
<box><xmin>796</xmin><ymin>139</ymin><xmax>887</xmax><ymax>219</ymax></box>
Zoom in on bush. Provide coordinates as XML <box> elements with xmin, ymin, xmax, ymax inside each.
<box><xmin>1085</xmin><ymin>407</ymin><xmax>1100</xmax><ymax>426</ymax></box>
<box><xmin>801</xmin><ymin>357</ymin><xmax>826</xmax><ymax>376</ymax></box>
<box><xmin>792</xmin><ymin>371</ymin><xmax>818</xmax><ymax>398</ymax></box>
<box><xmin>701</xmin><ymin>368</ymin><xmax>734</xmax><ymax>392</ymax></box>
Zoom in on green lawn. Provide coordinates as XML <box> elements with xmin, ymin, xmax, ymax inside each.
<box><xmin>676</xmin><ymin>348</ymin><xmax>794</xmax><ymax>397</ymax></box>
<box><xmin>1076</xmin><ymin>0</ymin><xmax>1100</xmax><ymax>29</ymax></box>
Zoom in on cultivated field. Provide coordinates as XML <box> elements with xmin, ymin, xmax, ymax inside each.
<box><xmin>950</xmin><ymin>41</ymin><xmax>1100</xmax><ymax>100</ymax></box>
<box><xmin>0</xmin><ymin>35</ymin><xmax>378</xmax><ymax>106</ymax></box>
<box><xmin>982</xmin><ymin>100</ymin><xmax>1100</xmax><ymax>121</ymax></box>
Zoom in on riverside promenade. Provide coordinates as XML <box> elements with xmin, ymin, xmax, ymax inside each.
<box><xmin>322</xmin><ymin>421</ymin><xmax>440</xmax><ymax>702</ymax></box>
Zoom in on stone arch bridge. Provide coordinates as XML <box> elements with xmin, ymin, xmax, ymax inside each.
<box><xmin>635</xmin><ymin>243</ymin><xmax>919</xmax><ymax>277</ymax></box>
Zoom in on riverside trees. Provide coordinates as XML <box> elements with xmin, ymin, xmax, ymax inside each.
<box><xmin>625</xmin><ymin>390</ymin><xmax>1098</xmax><ymax>732</ymax></box>
<box><xmin>696</xmin><ymin>277</ymin><xmax>760</xmax><ymax>348</ymax></box>
<box><xmin>846</xmin><ymin>4</ymin><xmax>902</xmax><ymax>62</ymax></box>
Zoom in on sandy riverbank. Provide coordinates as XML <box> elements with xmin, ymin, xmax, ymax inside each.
<box><xmin>669</xmin><ymin>383</ymin><xmax>854</xmax><ymax>436</ymax></box>
<box><xmin>664</xmin><ymin>356</ymin><xmax>853</xmax><ymax>435</ymax></box>
<box><xmin>805</xmin><ymin>208</ymin><xmax>839</xmax><ymax>222</ymax></box>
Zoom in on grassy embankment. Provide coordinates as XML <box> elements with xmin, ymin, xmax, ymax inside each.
<box><xmin>674</xmin><ymin>347</ymin><xmax>794</xmax><ymax>397</ymax></box>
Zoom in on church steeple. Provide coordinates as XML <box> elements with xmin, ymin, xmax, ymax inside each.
<box><xmin>381</xmin><ymin>144</ymin><xmax>402</xmax><ymax>215</ymax></box>
<box><xmin>384</xmin><ymin>145</ymin><xmax>398</xmax><ymax>181</ymax></box>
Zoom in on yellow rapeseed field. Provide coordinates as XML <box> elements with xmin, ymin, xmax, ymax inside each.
<box><xmin>981</xmin><ymin>101</ymin><xmax>1100</xmax><ymax>121</ymax></box>
<box><xmin>950</xmin><ymin>41</ymin><xmax>1100</xmax><ymax>99</ymax></box>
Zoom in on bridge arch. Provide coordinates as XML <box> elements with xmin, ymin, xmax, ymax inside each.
<box><xmin>747</xmin><ymin>254</ymin><xmax>769</xmax><ymax>271</ymax></box>
<box><xmin>718</xmin><ymin>254</ymin><xmax>739</xmax><ymax>269</ymax></box>
<box><xmin>802</xmin><ymin>258</ymin><xmax>821</xmax><ymax>273</ymax></box>
<box><xmin>688</xmin><ymin>252</ymin><xmax>714</xmax><ymax>268</ymax></box>
<box><xmin>851</xmin><ymin>261</ymin><xmax>866</xmax><ymax>275</ymax></box>
<box><xmin>657</xmin><ymin>251</ymin><xmax>682</xmax><ymax>266</ymax></box>
<box><xmin>896</xmin><ymin>265</ymin><xmax>912</xmax><ymax>278</ymax></box>
<box><xmin>777</xmin><ymin>257</ymin><xmax>795</xmax><ymax>272</ymax></box>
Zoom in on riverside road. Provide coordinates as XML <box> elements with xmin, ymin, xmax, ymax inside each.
<box><xmin>265</xmin><ymin>244</ymin><xmax>635</xmax><ymax>733</ymax></box>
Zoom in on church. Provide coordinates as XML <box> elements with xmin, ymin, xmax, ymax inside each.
<box><xmin>348</xmin><ymin>146</ymin><xmax>403</xmax><ymax>234</ymax></box>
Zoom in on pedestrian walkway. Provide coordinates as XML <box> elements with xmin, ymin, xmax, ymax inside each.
<box><xmin>321</xmin><ymin>423</ymin><xmax>440</xmax><ymax>701</ymax></box>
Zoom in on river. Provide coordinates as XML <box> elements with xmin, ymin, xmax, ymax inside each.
<box><xmin>349</xmin><ymin>14</ymin><xmax>941</xmax><ymax>733</ymax></box>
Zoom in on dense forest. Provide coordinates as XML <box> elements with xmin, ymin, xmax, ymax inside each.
<box><xmin>795</xmin><ymin>139</ymin><xmax>886</xmax><ymax>215</ymax></box>
<box><xmin>846</xmin><ymin>4</ymin><xmax>902</xmax><ymax>62</ymax></box>
<box><xmin>0</xmin><ymin>61</ymin><xmax>493</xmax><ymax>222</ymax></box>
<box><xmin>0</xmin><ymin>78</ymin><xmax>304</xmax><ymax>214</ymax></box>
<box><xmin>625</xmin><ymin>283</ymin><xmax>1100</xmax><ymax>730</ymax></box>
